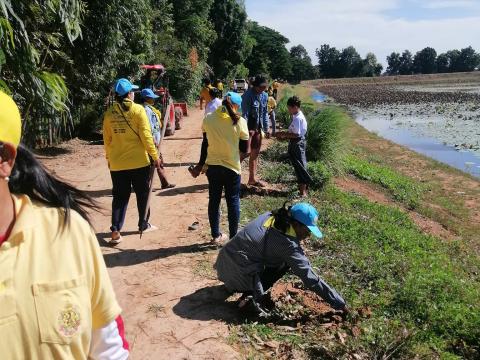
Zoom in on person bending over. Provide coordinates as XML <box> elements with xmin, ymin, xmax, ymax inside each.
<box><xmin>215</xmin><ymin>202</ymin><xmax>346</xmax><ymax>315</ymax></box>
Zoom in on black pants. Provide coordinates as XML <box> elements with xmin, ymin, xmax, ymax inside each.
<box><xmin>110</xmin><ymin>166</ymin><xmax>150</xmax><ymax>232</ymax></box>
<box><xmin>288</xmin><ymin>138</ymin><xmax>312</xmax><ymax>185</ymax></box>
<box><xmin>250</xmin><ymin>264</ymin><xmax>290</xmax><ymax>301</ymax></box>
<box><xmin>206</xmin><ymin>165</ymin><xmax>241</xmax><ymax>239</ymax></box>
<box><xmin>259</xmin><ymin>265</ymin><xmax>289</xmax><ymax>292</ymax></box>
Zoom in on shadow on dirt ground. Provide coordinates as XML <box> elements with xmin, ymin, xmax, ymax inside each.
<box><xmin>173</xmin><ymin>285</ymin><xmax>242</xmax><ymax>324</ymax></box>
<box><xmin>157</xmin><ymin>183</ymin><xmax>209</xmax><ymax>197</ymax></box>
<box><xmin>102</xmin><ymin>242</ymin><xmax>219</xmax><ymax>267</ymax></box>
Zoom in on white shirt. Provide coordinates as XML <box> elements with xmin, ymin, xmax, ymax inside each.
<box><xmin>205</xmin><ymin>98</ymin><xmax>222</xmax><ymax>116</ymax></box>
<box><xmin>288</xmin><ymin>110</ymin><xmax>307</xmax><ymax>138</ymax></box>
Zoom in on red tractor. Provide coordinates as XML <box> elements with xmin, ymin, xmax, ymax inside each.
<box><xmin>139</xmin><ymin>64</ymin><xmax>177</xmax><ymax>137</ymax></box>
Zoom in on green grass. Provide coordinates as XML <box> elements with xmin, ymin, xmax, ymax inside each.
<box><xmin>239</xmin><ymin>188</ymin><xmax>480</xmax><ymax>359</ymax></box>
<box><xmin>344</xmin><ymin>153</ymin><xmax>425</xmax><ymax>209</ymax></box>
<box><xmin>231</xmin><ymin>84</ymin><xmax>480</xmax><ymax>358</ymax></box>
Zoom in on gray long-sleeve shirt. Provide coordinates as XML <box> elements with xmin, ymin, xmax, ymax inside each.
<box><xmin>215</xmin><ymin>212</ymin><xmax>346</xmax><ymax>310</ymax></box>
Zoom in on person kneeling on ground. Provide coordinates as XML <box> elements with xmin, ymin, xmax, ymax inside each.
<box><xmin>189</xmin><ymin>92</ymin><xmax>250</xmax><ymax>243</ymax></box>
<box><xmin>215</xmin><ymin>202</ymin><xmax>346</xmax><ymax>315</ymax></box>
<box><xmin>0</xmin><ymin>92</ymin><xmax>129</xmax><ymax>358</ymax></box>
<box><xmin>141</xmin><ymin>88</ymin><xmax>176</xmax><ymax>190</ymax></box>
<box><xmin>103</xmin><ymin>79</ymin><xmax>161</xmax><ymax>244</ymax></box>
<box><xmin>275</xmin><ymin>96</ymin><xmax>312</xmax><ymax>197</ymax></box>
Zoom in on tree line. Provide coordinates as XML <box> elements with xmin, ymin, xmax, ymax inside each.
<box><xmin>1</xmin><ymin>1</ymin><xmax>479</xmax><ymax>146</ymax></box>
<box><xmin>386</xmin><ymin>46</ymin><xmax>480</xmax><ymax>75</ymax></box>
<box><xmin>0</xmin><ymin>0</ymin><xmax>319</xmax><ymax>145</ymax></box>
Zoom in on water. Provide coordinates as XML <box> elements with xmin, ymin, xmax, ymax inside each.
<box><xmin>312</xmin><ymin>90</ymin><xmax>327</xmax><ymax>103</ymax></box>
<box><xmin>355</xmin><ymin>115</ymin><xmax>480</xmax><ymax>178</ymax></box>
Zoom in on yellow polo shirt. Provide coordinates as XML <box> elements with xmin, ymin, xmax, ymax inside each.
<box><xmin>202</xmin><ymin>106</ymin><xmax>249</xmax><ymax>174</ymax></box>
<box><xmin>0</xmin><ymin>195</ymin><xmax>121</xmax><ymax>359</ymax></box>
<box><xmin>103</xmin><ymin>99</ymin><xmax>159</xmax><ymax>171</ymax></box>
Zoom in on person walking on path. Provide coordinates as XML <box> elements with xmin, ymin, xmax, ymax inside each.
<box><xmin>267</xmin><ymin>87</ymin><xmax>277</xmax><ymax>136</ymax></box>
<box><xmin>241</xmin><ymin>75</ymin><xmax>270</xmax><ymax>187</ymax></box>
<box><xmin>199</xmin><ymin>78</ymin><xmax>214</xmax><ymax>110</ymax></box>
<box><xmin>141</xmin><ymin>88</ymin><xmax>176</xmax><ymax>190</ymax></box>
<box><xmin>0</xmin><ymin>91</ymin><xmax>129</xmax><ymax>359</ymax></box>
<box><xmin>205</xmin><ymin>87</ymin><xmax>223</xmax><ymax>116</ymax></box>
<box><xmin>272</xmin><ymin>79</ymin><xmax>280</xmax><ymax>100</ymax></box>
<box><xmin>275</xmin><ymin>96</ymin><xmax>312</xmax><ymax>197</ymax></box>
<box><xmin>189</xmin><ymin>92</ymin><xmax>249</xmax><ymax>243</ymax></box>
<box><xmin>215</xmin><ymin>202</ymin><xmax>347</xmax><ymax>315</ymax></box>
<box><xmin>103</xmin><ymin>79</ymin><xmax>161</xmax><ymax>244</ymax></box>
<box><xmin>214</xmin><ymin>79</ymin><xmax>224</xmax><ymax>97</ymax></box>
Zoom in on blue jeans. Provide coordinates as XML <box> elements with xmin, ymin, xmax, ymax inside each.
<box><xmin>206</xmin><ymin>165</ymin><xmax>241</xmax><ymax>239</ymax></box>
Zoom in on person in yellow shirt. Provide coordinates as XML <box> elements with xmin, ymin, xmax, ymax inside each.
<box><xmin>189</xmin><ymin>92</ymin><xmax>249</xmax><ymax>243</ymax></box>
<box><xmin>199</xmin><ymin>78</ymin><xmax>214</xmax><ymax>110</ymax></box>
<box><xmin>267</xmin><ymin>87</ymin><xmax>277</xmax><ymax>136</ymax></box>
<box><xmin>103</xmin><ymin>78</ymin><xmax>161</xmax><ymax>244</ymax></box>
<box><xmin>0</xmin><ymin>91</ymin><xmax>129</xmax><ymax>359</ymax></box>
<box><xmin>272</xmin><ymin>79</ymin><xmax>280</xmax><ymax>100</ymax></box>
<box><xmin>214</xmin><ymin>79</ymin><xmax>224</xmax><ymax>96</ymax></box>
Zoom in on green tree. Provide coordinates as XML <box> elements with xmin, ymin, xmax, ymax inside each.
<box><xmin>66</xmin><ymin>0</ymin><xmax>155</xmax><ymax>135</ymax></box>
<box><xmin>0</xmin><ymin>0</ymin><xmax>84</xmax><ymax>145</ymax></box>
<box><xmin>244</xmin><ymin>21</ymin><xmax>292</xmax><ymax>79</ymax></box>
<box><xmin>289</xmin><ymin>44</ymin><xmax>315</xmax><ymax>83</ymax></box>
<box><xmin>316</xmin><ymin>44</ymin><xmax>341</xmax><ymax>78</ymax></box>
<box><xmin>436</xmin><ymin>53</ymin><xmax>450</xmax><ymax>73</ymax></box>
<box><xmin>207</xmin><ymin>0</ymin><xmax>251</xmax><ymax>79</ymax></box>
<box><xmin>413</xmin><ymin>47</ymin><xmax>437</xmax><ymax>74</ymax></box>
<box><xmin>399</xmin><ymin>50</ymin><xmax>414</xmax><ymax>75</ymax></box>
<box><xmin>337</xmin><ymin>46</ymin><xmax>363</xmax><ymax>77</ymax></box>
<box><xmin>362</xmin><ymin>52</ymin><xmax>383</xmax><ymax>77</ymax></box>
<box><xmin>386</xmin><ymin>52</ymin><xmax>401</xmax><ymax>75</ymax></box>
<box><xmin>456</xmin><ymin>46</ymin><xmax>480</xmax><ymax>72</ymax></box>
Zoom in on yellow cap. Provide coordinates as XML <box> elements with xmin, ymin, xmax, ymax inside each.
<box><xmin>0</xmin><ymin>91</ymin><xmax>22</xmax><ymax>147</ymax></box>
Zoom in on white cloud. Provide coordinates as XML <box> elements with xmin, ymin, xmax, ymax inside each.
<box><xmin>246</xmin><ymin>0</ymin><xmax>480</xmax><ymax>67</ymax></box>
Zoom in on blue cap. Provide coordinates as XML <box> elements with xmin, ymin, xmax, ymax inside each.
<box><xmin>290</xmin><ymin>203</ymin><xmax>323</xmax><ymax>238</ymax></box>
<box><xmin>141</xmin><ymin>88</ymin><xmax>159</xmax><ymax>99</ymax></box>
<box><xmin>225</xmin><ymin>91</ymin><xmax>242</xmax><ymax>106</ymax></box>
<box><xmin>114</xmin><ymin>78</ymin><xmax>139</xmax><ymax>96</ymax></box>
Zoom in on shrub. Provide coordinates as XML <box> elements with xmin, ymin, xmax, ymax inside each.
<box><xmin>306</xmin><ymin>106</ymin><xmax>347</xmax><ymax>170</ymax></box>
<box><xmin>307</xmin><ymin>161</ymin><xmax>332</xmax><ymax>190</ymax></box>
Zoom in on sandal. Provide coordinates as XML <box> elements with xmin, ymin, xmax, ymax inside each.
<box><xmin>188</xmin><ymin>221</ymin><xmax>200</xmax><ymax>231</ymax></box>
<box><xmin>248</xmin><ymin>180</ymin><xmax>266</xmax><ymax>188</ymax></box>
<box><xmin>162</xmin><ymin>183</ymin><xmax>176</xmax><ymax>190</ymax></box>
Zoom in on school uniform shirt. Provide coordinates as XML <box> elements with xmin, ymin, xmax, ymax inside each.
<box><xmin>103</xmin><ymin>99</ymin><xmax>159</xmax><ymax>171</ymax></box>
<box><xmin>0</xmin><ymin>194</ymin><xmax>128</xmax><ymax>359</ymax></box>
<box><xmin>202</xmin><ymin>106</ymin><xmax>249</xmax><ymax>174</ymax></box>
<box><xmin>215</xmin><ymin>212</ymin><xmax>346</xmax><ymax>310</ymax></box>
<box><xmin>205</xmin><ymin>98</ymin><xmax>222</xmax><ymax>116</ymax></box>
<box><xmin>288</xmin><ymin>110</ymin><xmax>308</xmax><ymax>138</ymax></box>
<box><xmin>144</xmin><ymin>104</ymin><xmax>162</xmax><ymax>146</ymax></box>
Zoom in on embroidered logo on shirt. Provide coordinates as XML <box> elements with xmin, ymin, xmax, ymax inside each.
<box><xmin>58</xmin><ymin>305</ymin><xmax>81</xmax><ymax>337</ymax></box>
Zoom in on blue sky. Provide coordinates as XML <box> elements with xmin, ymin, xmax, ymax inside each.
<box><xmin>244</xmin><ymin>0</ymin><xmax>480</xmax><ymax>67</ymax></box>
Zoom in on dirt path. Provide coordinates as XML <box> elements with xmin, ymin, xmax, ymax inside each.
<box><xmin>40</xmin><ymin>107</ymin><xmax>240</xmax><ymax>359</ymax></box>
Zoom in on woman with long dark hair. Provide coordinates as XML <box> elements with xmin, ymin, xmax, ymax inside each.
<box><xmin>0</xmin><ymin>91</ymin><xmax>129</xmax><ymax>358</ymax></box>
<box><xmin>190</xmin><ymin>92</ymin><xmax>250</xmax><ymax>243</ymax></box>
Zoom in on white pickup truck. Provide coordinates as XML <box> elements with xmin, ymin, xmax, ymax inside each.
<box><xmin>234</xmin><ymin>79</ymin><xmax>248</xmax><ymax>93</ymax></box>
